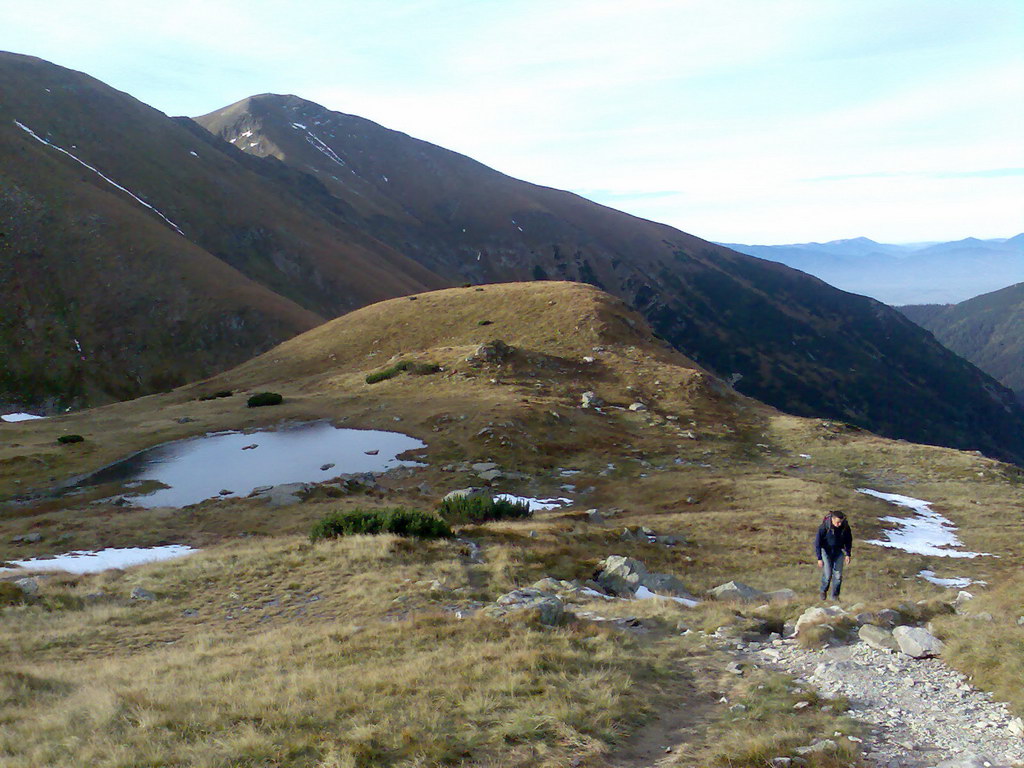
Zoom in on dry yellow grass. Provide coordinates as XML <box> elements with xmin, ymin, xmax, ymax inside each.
<box><xmin>2</xmin><ymin>281</ymin><xmax>1022</xmax><ymax>766</ymax></box>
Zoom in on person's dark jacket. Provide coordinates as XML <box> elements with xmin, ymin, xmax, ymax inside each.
<box><xmin>815</xmin><ymin>518</ymin><xmax>853</xmax><ymax>560</ymax></box>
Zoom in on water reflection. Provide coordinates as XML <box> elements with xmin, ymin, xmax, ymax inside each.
<box><xmin>76</xmin><ymin>421</ymin><xmax>426</xmax><ymax>508</ymax></box>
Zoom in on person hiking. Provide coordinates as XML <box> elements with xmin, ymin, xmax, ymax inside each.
<box><xmin>815</xmin><ymin>510</ymin><xmax>852</xmax><ymax>600</ymax></box>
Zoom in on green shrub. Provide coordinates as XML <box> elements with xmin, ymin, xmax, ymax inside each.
<box><xmin>309</xmin><ymin>508</ymin><xmax>452</xmax><ymax>542</ymax></box>
<box><xmin>477</xmin><ymin>319</ymin><xmax>493</xmax><ymax>326</ymax></box>
<box><xmin>199</xmin><ymin>390</ymin><xmax>233</xmax><ymax>401</ymax></box>
<box><xmin>246</xmin><ymin>392</ymin><xmax>283</xmax><ymax>408</ymax></box>
<box><xmin>437</xmin><ymin>495</ymin><xmax>532</xmax><ymax>525</ymax></box>
<box><xmin>56</xmin><ymin>434</ymin><xmax>84</xmax><ymax>444</ymax></box>
<box><xmin>365</xmin><ymin>361</ymin><xmax>440</xmax><ymax>384</ymax></box>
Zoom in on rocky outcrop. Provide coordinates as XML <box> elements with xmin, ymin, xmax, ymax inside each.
<box><xmin>595</xmin><ymin>556</ymin><xmax>696</xmax><ymax>601</ymax></box>
<box><xmin>483</xmin><ymin>588</ymin><xmax>565</xmax><ymax>625</ymax></box>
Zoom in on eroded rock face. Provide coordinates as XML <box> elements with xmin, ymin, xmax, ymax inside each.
<box><xmin>484</xmin><ymin>588</ymin><xmax>565</xmax><ymax>625</ymax></box>
<box><xmin>893</xmin><ymin>625</ymin><xmax>945</xmax><ymax>658</ymax></box>
<box><xmin>708</xmin><ymin>581</ymin><xmax>766</xmax><ymax>603</ymax></box>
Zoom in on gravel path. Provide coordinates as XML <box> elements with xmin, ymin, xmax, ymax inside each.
<box><xmin>736</xmin><ymin>637</ymin><xmax>1024</xmax><ymax>767</ymax></box>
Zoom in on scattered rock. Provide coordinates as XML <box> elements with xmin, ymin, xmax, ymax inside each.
<box><xmin>628</xmin><ymin>402</ymin><xmax>648</xmax><ymax>411</ymax></box>
<box><xmin>580</xmin><ymin>391</ymin><xmax>604</xmax><ymax>409</ymax></box>
<box><xmin>477</xmin><ymin>469</ymin><xmax>504</xmax><ymax>482</ymax></box>
<box><xmin>320</xmin><ymin>463</ymin><xmax>335</xmax><ymax>471</ymax></box>
<box><xmin>640</xmin><ymin>572</ymin><xmax>696</xmax><ymax>600</ymax></box>
<box><xmin>596</xmin><ymin>555</ymin><xmax>648</xmax><ymax>596</ymax></box>
<box><xmin>859</xmin><ymin>624</ymin><xmax>898</xmax><ymax>653</ymax></box>
<box><xmin>954</xmin><ymin>590</ymin><xmax>975</xmax><ymax>613</ymax></box>
<box><xmin>467</xmin><ymin>339</ymin><xmax>515</xmax><ymax>365</ymax></box>
<box><xmin>218</xmin><ymin>489</ymin><xmax>232</xmax><ymax>495</ymax></box>
<box><xmin>585</xmin><ymin>509</ymin><xmax>604</xmax><ymax>524</ymax></box>
<box><xmin>875</xmin><ymin>608</ymin><xmax>901</xmax><ymax>626</ymax></box>
<box><xmin>11</xmin><ymin>532</ymin><xmax>43</xmax><ymax>544</ymax></box>
<box><xmin>1009</xmin><ymin>717</ymin><xmax>1024</xmax><ymax>738</ymax></box>
<box><xmin>242</xmin><ymin>443</ymin><xmax>258</xmax><ymax>450</ymax></box>
<box><xmin>175</xmin><ymin>416</ymin><xmax>195</xmax><ymax>423</ymax></box>
<box><xmin>130</xmin><ymin>587</ymin><xmax>156</xmax><ymax>602</ymax></box>
<box><xmin>769</xmin><ymin>759</ymin><xmax>792</xmax><ymax>768</ymax></box>
<box><xmin>893</xmin><ymin>625</ymin><xmax>945</xmax><ymax>658</ymax></box>
<box><xmin>708</xmin><ymin>581</ymin><xmax>766</xmax><ymax>603</ymax></box>
<box><xmin>471</xmin><ymin>462</ymin><xmax>498</xmax><ymax>472</ymax></box>
<box><xmin>484</xmin><ymin>588</ymin><xmax>565</xmax><ymax>625</ymax></box>
<box><xmin>936</xmin><ymin>755</ymin><xmax>1003</xmax><ymax>768</ymax></box>
<box><xmin>15</xmin><ymin>577</ymin><xmax>39</xmax><ymax>597</ymax></box>
<box><xmin>726</xmin><ymin>661</ymin><xmax>744</xmax><ymax>675</ymax></box>
<box><xmin>766</xmin><ymin>588</ymin><xmax>797</xmax><ymax>603</ymax></box>
<box><xmin>253</xmin><ymin>482</ymin><xmax>310</xmax><ymax>507</ymax></box>
<box><xmin>795</xmin><ymin>605</ymin><xmax>846</xmax><ymax>635</ymax></box>
<box><xmin>794</xmin><ymin>739</ymin><xmax>837</xmax><ymax>756</ymax></box>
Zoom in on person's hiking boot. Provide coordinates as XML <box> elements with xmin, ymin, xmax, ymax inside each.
<box><xmin>820</xmin><ymin>590</ymin><xmax>827</xmax><ymax>601</ymax></box>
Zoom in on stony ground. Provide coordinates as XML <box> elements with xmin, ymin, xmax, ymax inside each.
<box><xmin>735</xmin><ymin>635</ymin><xmax>1024</xmax><ymax>767</ymax></box>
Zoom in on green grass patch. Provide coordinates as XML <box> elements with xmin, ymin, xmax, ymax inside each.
<box><xmin>56</xmin><ymin>434</ymin><xmax>84</xmax><ymax>444</ymax></box>
<box><xmin>198</xmin><ymin>390</ymin><xmax>233</xmax><ymax>401</ymax></box>
<box><xmin>437</xmin><ymin>495</ymin><xmax>532</xmax><ymax>525</ymax></box>
<box><xmin>365</xmin><ymin>360</ymin><xmax>441</xmax><ymax>384</ymax></box>
<box><xmin>309</xmin><ymin>509</ymin><xmax>452</xmax><ymax>542</ymax></box>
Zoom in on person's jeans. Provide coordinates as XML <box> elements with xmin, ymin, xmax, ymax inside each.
<box><xmin>820</xmin><ymin>551</ymin><xmax>845</xmax><ymax>597</ymax></box>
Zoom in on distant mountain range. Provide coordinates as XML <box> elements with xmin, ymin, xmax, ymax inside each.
<box><xmin>721</xmin><ymin>236</ymin><xmax>1023</xmax><ymax>305</ymax></box>
<box><xmin>3</xmin><ymin>52</ymin><xmax>1024</xmax><ymax>463</ymax></box>
<box><xmin>900</xmin><ymin>283</ymin><xmax>1024</xmax><ymax>403</ymax></box>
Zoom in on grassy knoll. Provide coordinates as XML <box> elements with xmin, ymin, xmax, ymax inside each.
<box><xmin>1</xmin><ymin>282</ymin><xmax>1021</xmax><ymax>765</ymax></box>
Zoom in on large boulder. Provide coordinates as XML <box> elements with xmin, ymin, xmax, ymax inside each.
<box><xmin>253</xmin><ymin>482</ymin><xmax>310</xmax><ymax>507</ymax></box>
<box><xmin>596</xmin><ymin>555</ymin><xmax>648</xmax><ymax>596</ymax></box>
<box><xmin>485</xmin><ymin>588</ymin><xmax>565</xmax><ymax>625</ymax></box>
<box><xmin>893</xmin><ymin>625</ymin><xmax>944</xmax><ymax>658</ymax></box>
<box><xmin>15</xmin><ymin>577</ymin><xmax>39</xmax><ymax>597</ymax></box>
<box><xmin>859</xmin><ymin>623</ymin><xmax>898</xmax><ymax>652</ymax></box>
<box><xmin>467</xmin><ymin>339</ymin><xmax>514</xmax><ymax>365</ymax></box>
<box><xmin>795</xmin><ymin>605</ymin><xmax>847</xmax><ymax>635</ymax></box>
<box><xmin>707</xmin><ymin>581</ymin><xmax>766</xmax><ymax>603</ymax></box>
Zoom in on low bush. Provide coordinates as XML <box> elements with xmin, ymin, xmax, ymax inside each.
<box><xmin>365</xmin><ymin>361</ymin><xmax>441</xmax><ymax>384</ymax></box>
<box><xmin>198</xmin><ymin>390</ymin><xmax>233</xmax><ymax>401</ymax></box>
<box><xmin>56</xmin><ymin>434</ymin><xmax>84</xmax><ymax>444</ymax></box>
<box><xmin>309</xmin><ymin>508</ymin><xmax>452</xmax><ymax>542</ymax></box>
<box><xmin>246</xmin><ymin>392</ymin><xmax>283</xmax><ymax>408</ymax></box>
<box><xmin>0</xmin><ymin>582</ymin><xmax>26</xmax><ymax>606</ymax></box>
<box><xmin>437</xmin><ymin>495</ymin><xmax>532</xmax><ymax>525</ymax></box>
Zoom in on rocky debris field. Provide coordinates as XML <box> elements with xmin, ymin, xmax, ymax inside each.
<box><xmin>734</xmin><ymin>623</ymin><xmax>1024</xmax><ymax>768</ymax></box>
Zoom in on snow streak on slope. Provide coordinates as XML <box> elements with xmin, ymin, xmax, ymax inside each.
<box><xmin>13</xmin><ymin>120</ymin><xmax>186</xmax><ymax>236</ymax></box>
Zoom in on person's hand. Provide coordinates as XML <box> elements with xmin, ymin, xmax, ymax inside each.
<box><xmin>817</xmin><ymin>560</ymin><xmax>823</xmax><ymax>568</ymax></box>
<box><xmin>845</xmin><ymin>555</ymin><xmax>851</xmax><ymax>565</ymax></box>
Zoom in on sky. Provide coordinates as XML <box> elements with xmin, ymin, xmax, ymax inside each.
<box><xmin>2</xmin><ymin>0</ymin><xmax>1022</xmax><ymax>244</ymax></box>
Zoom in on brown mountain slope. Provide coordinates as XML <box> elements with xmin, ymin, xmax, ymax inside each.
<box><xmin>196</xmin><ymin>95</ymin><xmax>1024</xmax><ymax>464</ymax></box>
<box><xmin>0</xmin><ymin>53</ymin><xmax>444</xmax><ymax>408</ymax></box>
<box><xmin>900</xmin><ymin>283</ymin><xmax>1024</xmax><ymax>402</ymax></box>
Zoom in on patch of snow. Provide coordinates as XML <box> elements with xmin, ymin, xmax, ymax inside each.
<box><xmin>382</xmin><ymin>175</ymin><xmax>388</xmax><ymax>182</ymax></box>
<box><xmin>799</xmin><ymin>453</ymin><xmax>812</xmax><ymax>459</ymax></box>
<box><xmin>858</xmin><ymin>488</ymin><xmax>991</xmax><ymax>558</ymax></box>
<box><xmin>240</xmin><ymin>130</ymin><xmax>253</xmax><ymax>138</ymax></box>
<box><xmin>189</xmin><ymin>150</ymin><xmax>198</xmax><ymax>157</ymax></box>
<box><xmin>248</xmin><ymin>142</ymin><xmax>258</xmax><ymax>148</ymax></box>
<box><xmin>494</xmin><ymin>494</ymin><xmax>572</xmax><ymax>512</ymax></box>
<box><xmin>917</xmin><ymin>570</ymin><xmax>981</xmax><ymax>589</ymax></box>
<box><xmin>291</xmin><ymin>122</ymin><xmax>307</xmax><ymax>129</ymax></box>
<box><xmin>580</xmin><ymin>587</ymin><xmax>615</xmax><ymax>600</ymax></box>
<box><xmin>634</xmin><ymin>585</ymin><xmax>699</xmax><ymax>607</ymax></box>
<box><xmin>73</xmin><ymin>338</ymin><xmax>83</xmax><ymax>354</ymax></box>
<box><xmin>304</xmin><ymin>132</ymin><xmax>346</xmax><ymax>166</ymax></box>
<box><xmin>2</xmin><ymin>413</ymin><xmax>46</xmax><ymax>422</ymax></box>
<box><xmin>0</xmin><ymin>545</ymin><xmax>196</xmax><ymax>575</ymax></box>
<box><xmin>13</xmin><ymin>120</ymin><xmax>185</xmax><ymax>236</ymax></box>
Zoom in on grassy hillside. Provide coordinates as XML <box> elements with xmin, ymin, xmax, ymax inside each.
<box><xmin>2</xmin><ymin>282</ymin><xmax>1022</xmax><ymax>766</ymax></box>
<box><xmin>196</xmin><ymin>95</ymin><xmax>1024</xmax><ymax>465</ymax></box>
<box><xmin>900</xmin><ymin>282</ymin><xmax>1024</xmax><ymax>401</ymax></box>
<box><xmin>0</xmin><ymin>52</ymin><xmax>443</xmax><ymax>409</ymax></box>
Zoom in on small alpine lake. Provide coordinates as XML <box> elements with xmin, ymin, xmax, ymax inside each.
<box><xmin>70</xmin><ymin>421</ymin><xmax>427</xmax><ymax>508</ymax></box>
